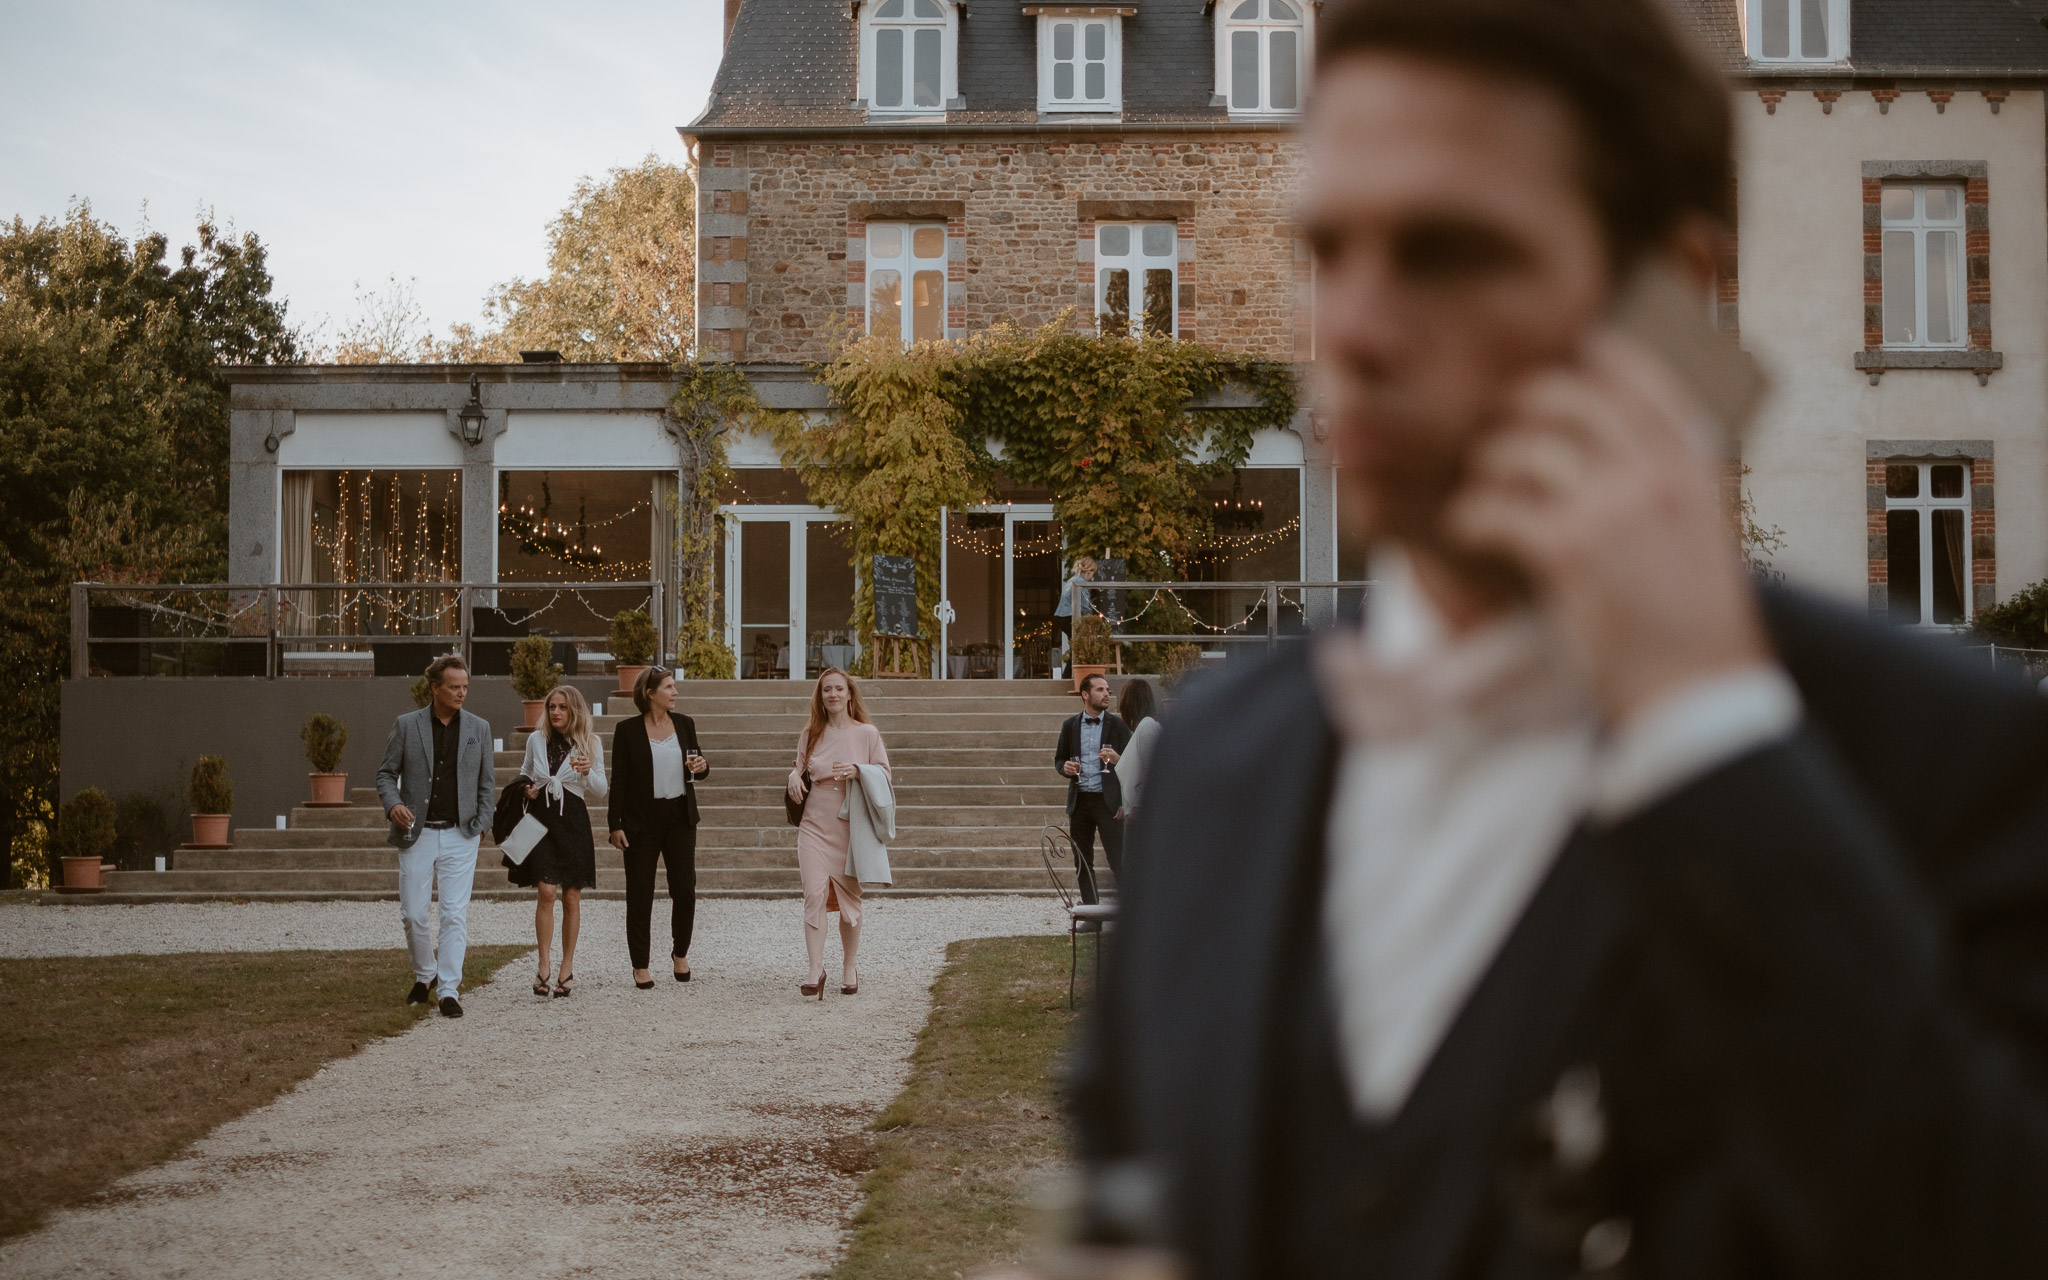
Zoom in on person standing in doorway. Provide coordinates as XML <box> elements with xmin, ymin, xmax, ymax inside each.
<box><xmin>785</xmin><ymin>668</ymin><xmax>890</xmax><ymax>998</ymax></box>
<box><xmin>1053</xmin><ymin>556</ymin><xmax>1099</xmax><ymax>658</ymax></box>
<box><xmin>609</xmin><ymin>665</ymin><xmax>709</xmax><ymax>990</ymax></box>
<box><xmin>510</xmin><ymin>684</ymin><xmax>606</xmax><ymax>997</ymax></box>
<box><xmin>376</xmin><ymin>654</ymin><xmax>495</xmax><ymax>1018</ymax></box>
<box><xmin>1055</xmin><ymin>672</ymin><xmax>1130</xmax><ymax>904</ymax></box>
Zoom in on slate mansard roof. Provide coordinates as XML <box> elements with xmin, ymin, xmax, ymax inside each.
<box><xmin>689</xmin><ymin>0</ymin><xmax>1242</xmax><ymax>133</ymax></box>
<box><xmin>685</xmin><ymin>0</ymin><xmax>2048</xmax><ymax>138</ymax></box>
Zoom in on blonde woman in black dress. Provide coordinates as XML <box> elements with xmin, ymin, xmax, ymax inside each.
<box><xmin>509</xmin><ymin>685</ymin><xmax>607</xmax><ymax>996</ymax></box>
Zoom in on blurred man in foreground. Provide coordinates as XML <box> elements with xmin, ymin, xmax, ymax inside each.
<box><xmin>1070</xmin><ymin>0</ymin><xmax>2048</xmax><ymax>1276</ymax></box>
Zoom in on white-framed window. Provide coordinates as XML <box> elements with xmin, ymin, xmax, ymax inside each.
<box><xmin>866</xmin><ymin>222</ymin><xmax>949</xmax><ymax>345</ymax></box>
<box><xmin>1217</xmin><ymin>0</ymin><xmax>1306</xmax><ymax>116</ymax></box>
<box><xmin>1884</xmin><ymin>460</ymin><xmax>1972</xmax><ymax>626</ymax></box>
<box><xmin>1881</xmin><ymin>184</ymin><xmax>1967</xmax><ymax>349</ymax></box>
<box><xmin>861</xmin><ymin>0</ymin><xmax>957</xmax><ymax>114</ymax></box>
<box><xmin>1745</xmin><ymin>0</ymin><xmax>1848</xmax><ymax>62</ymax></box>
<box><xmin>1038</xmin><ymin>14</ymin><xmax>1122</xmax><ymax>112</ymax></box>
<box><xmin>1096</xmin><ymin>222</ymin><xmax>1177</xmax><ymax>338</ymax></box>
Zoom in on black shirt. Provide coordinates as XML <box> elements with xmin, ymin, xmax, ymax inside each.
<box><xmin>425</xmin><ymin>711</ymin><xmax>460</xmax><ymax>825</ymax></box>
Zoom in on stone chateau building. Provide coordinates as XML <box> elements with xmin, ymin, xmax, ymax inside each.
<box><xmin>187</xmin><ymin>0</ymin><xmax>2048</xmax><ymax>701</ymax></box>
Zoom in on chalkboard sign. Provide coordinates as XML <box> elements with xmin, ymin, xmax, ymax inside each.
<box><xmin>872</xmin><ymin>555</ymin><xmax>919</xmax><ymax>638</ymax></box>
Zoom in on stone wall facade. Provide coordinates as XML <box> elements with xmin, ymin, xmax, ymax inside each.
<box><xmin>695</xmin><ymin>133</ymin><xmax>1308</xmax><ymax>363</ymax></box>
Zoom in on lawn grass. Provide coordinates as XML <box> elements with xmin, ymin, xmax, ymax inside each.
<box><xmin>0</xmin><ymin>944</ymin><xmax>526</xmax><ymax>1241</ymax></box>
<box><xmin>837</xmin><ymin>933</ymin><xmax>1087</xmax><ymax>1280</ymax></box>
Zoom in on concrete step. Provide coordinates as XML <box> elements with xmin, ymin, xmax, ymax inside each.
<box><xmin>173</xmin><ymin>844</ymin><xmax>1067</xmax><ymax>871</ymax></box>
<box><xmin>105</xmin><ymin>865</ymin><xmax>1093</xmax><ymax>895</ymax></box>
<box><xmin>311</xmin><ymin>786</ymin><xmax>1067</xmax><ymax>826</ymax></box>
<box><xmin>53</xmin><ymin>887</ymin><xmax>1074</xmax><ymax>904</ymax></box>
<box><xmin>226</xmin><ymin>822</ymin><xmax>1059</xmax><ymax>855</ymax></box>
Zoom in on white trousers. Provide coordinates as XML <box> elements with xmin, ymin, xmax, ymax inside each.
<box><xmin>398</xmin><ymin>826</ymin><xmax>479</xmax><ymax>998</ymax></box>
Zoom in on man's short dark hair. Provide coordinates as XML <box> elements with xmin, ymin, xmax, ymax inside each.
<box><xmin>1079</xmin><ymin>672</ymin><xmax>1110</xmax><ymax>695</ymax></box>
<box><xmin>425</xmin><ymin>654</ymin><xmax>468</xmax><ymax>686</ymax></box>
<box><xmin>1317</xmin><ymin>0</ymin><xmax>1733</xmax><ymax>269</ymax></box>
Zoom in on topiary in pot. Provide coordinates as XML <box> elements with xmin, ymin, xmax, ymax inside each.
<box><xmin>511</xmin><ymin>633</ymin><xmax>563</xmax><ymax>728</ymax></box>
<box><xmin>1069</xmin><ymin>615</ymin><xmax>1114</xmax><ymax>692</ymax></box>
<box><xmin>188</xmin><ymin>755</ymin><xmax>234</xmax><ymax>847</ymax></box>
<box><xmin>300</xmin><ymin>713</ymin><xmax>351</xmax><ymax>806</ymax></box>
<box><xmin>56</xmin><ymin>786</ymin><xmax>117</xmax><ymax>891</ymax></box>
<box><xmin>608</xmin><ymin>609</ymin><xmax>658</xmax><ymax>693</ymax></box>
<box><xmin>408</xmin><ymin>674</ymin><xmax>432</xmax><ymax>709</ymax></box>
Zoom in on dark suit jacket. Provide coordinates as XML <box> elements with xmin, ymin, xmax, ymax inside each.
<box><xmin>1072</xmin><ymin>588</ymin><xmax>2048</xmax><ymax>1279</ymax></box>
<box><xmin>609</xmin><ymin>713</ymin><xmax>706</xmax><ymax>832</ymax></box>
<box><xmin>1057</xmin><ymin>710</ymin><xmax>1132</xmax><ymax>815</ymax></box>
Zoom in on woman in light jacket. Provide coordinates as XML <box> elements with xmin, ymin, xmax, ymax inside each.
<box><xmin>609</xmin><ymin>666</ymin><xmax>709</xmax><ymax>990</ymax></box>
<box><xmin>1112</xmin><ymin>677</ymin><xmax>1163</xmax><ymax>819</ymax></box>
<box><xmin>784</xmin><ymin>667</ymin><xmax>890</xmax><ymax>998</ymax></box>
<box><xmin>1054</xmin><ymin>556</ymin><xmax>1099</xmax><ymax>654</ymax></box>
<box><xmin>509</xmin><ymin>684</ymin><xmax>607</xmax><ymax>997</ymax></box>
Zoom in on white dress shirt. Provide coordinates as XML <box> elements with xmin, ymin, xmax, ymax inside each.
<box><xmin>1318</xmin><ymin>550</ymin><xmax>1801</xmax><ymax>1120</ymax></box>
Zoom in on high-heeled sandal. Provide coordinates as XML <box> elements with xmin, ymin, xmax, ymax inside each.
<box><xmin>840</xmin><ymin>979</ymin><xmax>859</xmax><ymax>995</ymax></box>
<box><xmin>533</xmin><ymin>971</ymin><xmax>552</xmax><ymax>997</ymax></box>
<box><xmin>552</xmin><ymin>973</ymin><xmax>575</xmax><ymax>998</ymax></box>
<box><xmin>799</xmin><ymin>971</ymin><xmax>827</xmax><ymax>1000</ymax></box>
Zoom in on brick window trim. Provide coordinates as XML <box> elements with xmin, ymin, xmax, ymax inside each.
<box><xmin>1075</xmin><ymin>198</ymin><xmax>1196</xmax><ymax>220</ymax></box>
<box><xmin>1859</xmin><ymin>159</ymin><xmax>1995</xmax><ymax>380</ymax></box>
<box><xmin>1865</xmin><ymin>439</ymin><xmax>1996</xmax><ymax>617</ymax></box>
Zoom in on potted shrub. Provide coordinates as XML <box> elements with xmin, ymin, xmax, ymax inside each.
<box><xmin>55</xmin><ymin>786</ymin><xmax>117</xmax><ymax>892</ymax></box>
<box><xmin>408</xmin><ymin>674</ymin><xmax>432</xmax><ymax>709</ymax></box>
<box><xmin>300</xmin><ymin>713</ymin><xmax>350</xmax><ymax>807</ymax></box>
<box><xmin>510</xmin><ymin>633</ymin><xmax>562</xmax><ymax>730</ymax></box>
<box><xmin>1070</xmin><ymin>614</ymin><xmax>1114</xmax><ymax>693</ymax></box>
<box><xmin>187</xmin><ymin>755</ymin><xmax>234</xmax><ymax>848</ymax></box>
<box><xmin>608</xmin><ymin>608</ymin><xmax>658</xmax><ymax>694</ymax></box>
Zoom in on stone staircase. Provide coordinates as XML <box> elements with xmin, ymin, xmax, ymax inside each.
<box><xmin>83</xmin><ymin>680</ymin><xmax>1094</xmax><ymax>903</ymax></box>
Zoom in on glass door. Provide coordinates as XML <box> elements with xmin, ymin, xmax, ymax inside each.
<box><xmin>1007</xmin><ymin>509</ymin><xmax>1060</xmax><ymax>679</ymax></box>
<box><xmin>724</xmin><ymin>510</ymin><xmax>855</xmax><ymax>681</ymax></box>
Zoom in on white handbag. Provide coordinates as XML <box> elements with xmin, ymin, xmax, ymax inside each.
<box><xmin>498</xmin><ymin>813</ymin><xmax>549</xmax><ymax>865</ymax></box>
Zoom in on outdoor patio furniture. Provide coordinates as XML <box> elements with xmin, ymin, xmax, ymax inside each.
<box><xmin>1040</xmin><ymin>824</ymin><xmax>1116</xmax><ymax>1008</ymax></box>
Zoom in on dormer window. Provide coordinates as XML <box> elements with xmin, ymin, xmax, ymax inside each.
<box><xmin>1218</xmin><ymin>0</ymin><xmax>1307</xmax><ymax>117</ymax></box>
<box><xmin>861</xmin><ymin>0</ymin><xmax>958</xmax><ymax>114</ymax></box>
<box><xmin>1745</xmin><ymin>0</ymin><xmax>1848</xmax><ymax>63</ymax></box>
<box><xmin>1032</xmin><ymin>6</ymin><xmax>1128</xmax><ymax>113</ymax></box>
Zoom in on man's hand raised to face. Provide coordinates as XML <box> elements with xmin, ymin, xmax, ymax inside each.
<box><xmin>1442</xmin><ymin>330</ymin><xmax>1775</xmax><ymax>728</ymax></box>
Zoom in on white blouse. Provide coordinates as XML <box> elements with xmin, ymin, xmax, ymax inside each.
<box><xmin>649</xmin><ymin>730</ymin><xmax>688</xmax><ymax>800</ymax></box>
<box><xmin>520</xmin><ymin>732</ymin><xmax>609</xmax><ymax>811</ymax></box>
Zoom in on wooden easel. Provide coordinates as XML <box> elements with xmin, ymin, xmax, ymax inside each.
<box><xmin>875</xmin><ymin>633</ymin><xmax>920</xmax><ymax>678</ymax></box>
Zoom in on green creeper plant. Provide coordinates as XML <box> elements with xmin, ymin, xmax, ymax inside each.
<box><xmin>299</xmin><ymin>713</ymin><xmax>348</xmax><ymax>773</ymax></box>
<box><xmin>407</xmin><ymin>674</ymin><xmax>432</xmax><ymax>709</ymax></box>
<box><xmin>1070</xmin><ymin>614</ymin><xmax>1115</xmax><ymax>666</ymax></box>
<box><xmin>510</xmin><ymin>633</ymin><xmax>562</xmax><ymax>701</ymax></box>
<box><xmin>188</xmin><ymin>756</ymin><xmax>233</xmax><ymax>815</ymax></box>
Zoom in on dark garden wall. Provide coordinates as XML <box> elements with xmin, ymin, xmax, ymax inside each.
<box><xmin>60</xmin><ymin>675</ymin><xmax>622</xmax><ymax>840</ymax></box>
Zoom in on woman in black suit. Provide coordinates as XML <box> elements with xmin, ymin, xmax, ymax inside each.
<box><xmin>609</xmin><ymin>665</ymin><xmax>708</xmax><ymax>989</ymax></box>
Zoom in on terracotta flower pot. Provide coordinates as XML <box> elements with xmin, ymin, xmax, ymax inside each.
<box><xmin>60</xmin><ymin>855</ymin><xmax>104</xmax><ymax>892</ymax></box>
<box><xmin>308</xmin><ymin>772</ymin><xmax>349</xmax><ymax>807</ymax></box>
<box><xmin>1071</xmin><ymin>663</ymin><xmax>1109</xmax><ymax>693</ymax></box>
<box><xmin>521</xmin><ymin>699</ymin><xmax>546</xmax><ymax>730</ymax></box>
<box><xmin>615</xmin><ymin>664</ymin><xmax>648</xmax><ymax>695</ymax></box>
<box><xmin>190</xmin><ymin>813</ymin><xmax>231</xmax><ymax>848</ymax></box>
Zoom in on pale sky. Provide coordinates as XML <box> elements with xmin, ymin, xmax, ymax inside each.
<box><xmin>0</xmin><ymin>0</ymin><xmax>726</xmax><ymax>346</ymax></box>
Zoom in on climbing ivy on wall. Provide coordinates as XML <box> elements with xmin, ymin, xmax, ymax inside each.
<box><xmin>774</xmin><ymin>319</ymin><xmax>1299</xmax><ymax>674</ymax></box>
<box><xmin>669</xmin><ymin>359</ymin><xmax>796</xmax><ymax>680</ymax></box>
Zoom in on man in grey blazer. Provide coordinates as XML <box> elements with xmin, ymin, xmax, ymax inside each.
<box><xmin>376</xmin><ymin>654</ymin><xmax>495</xmax><ymax>1017</ymax></box>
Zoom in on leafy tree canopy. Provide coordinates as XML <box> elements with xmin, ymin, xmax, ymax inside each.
<box><xmin>0</xmin><ymin>203</ymin><xmax>297</xmax><ymax>885</ymax></box>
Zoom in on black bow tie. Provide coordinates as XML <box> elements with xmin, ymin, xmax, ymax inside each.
<box><xmin>1083</xmin><ymin>718</ymin><xmax>1101</xmax><ymax>726</ymax></box>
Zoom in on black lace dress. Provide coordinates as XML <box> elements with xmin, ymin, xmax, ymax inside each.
<box><xmin>504</xmin><ymin>735</ymin><xmax>598</xmax><ymax>890</ymax></box>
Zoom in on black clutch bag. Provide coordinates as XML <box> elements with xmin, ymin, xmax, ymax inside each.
<box><xmin>785</xmin><ymin>750</ymin><xmax>811</xmax><ymax>826</ymax></box>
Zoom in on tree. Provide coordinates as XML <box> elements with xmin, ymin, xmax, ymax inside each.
<box><xmin>453</xmin><ymin>155</ymin><xmax>695</xmax><ymax>362</ymax></box>
<box><xmin>0</xmin><ymin>204</ymin><xmax>297</xmax><ymax>886</ymax></box>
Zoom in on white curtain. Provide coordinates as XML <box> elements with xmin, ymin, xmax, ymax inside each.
<box><xmin>281</xmin><ymin>472</ymin><xmax>315</xmax><ymax>636</ymax></box>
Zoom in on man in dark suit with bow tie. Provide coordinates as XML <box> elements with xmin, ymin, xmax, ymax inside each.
<box><xmin>1057</xmin><ymin>673</ymin><xmax>1131</xmax><ymax>904</ymax></box>
<box><xmin>1064</xmin><ymin>0</ymin><xmax>2048</xmax><ymax>1276</ymax></box>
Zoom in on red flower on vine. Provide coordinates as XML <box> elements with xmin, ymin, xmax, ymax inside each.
<box><xmin>1078</xmin><ymin>457</ymin><xmax>1093</xmax><ymax>469</ymax></box>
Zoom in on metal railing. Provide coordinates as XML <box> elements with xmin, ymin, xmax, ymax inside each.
<box><xmin>1071</xmin><ymin>579</ymin><xmax>1370</xmax><ymax>651</ymax></box>
<box><xmin>70</xmin><ymin>581</ymin><xmax>666</xmax><ymax>679</ymax></box>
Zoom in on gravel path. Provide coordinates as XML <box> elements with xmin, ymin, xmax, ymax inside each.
<box><xmin>0</xmin><ymin>896</ymin><xmax>1068</xmax><ymax>1279</ymax></box>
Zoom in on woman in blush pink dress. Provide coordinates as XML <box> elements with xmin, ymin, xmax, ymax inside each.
<box><xmin>785</xmin><ymin>667</ymin><xmax>890</xmax><ymax>998</ymax></box>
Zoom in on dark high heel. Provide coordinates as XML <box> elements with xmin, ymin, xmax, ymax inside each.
<box><xmin>635</xmin><ymin>976</ymin><xmax>655</xmax><ymax>990</ymax></box>
<box><xmin>533</xmin><ymin>971</ymin><xmax>551</xmax><ymax>997</ymax></box>
<box><xmin>553</xmin><ymin>973</ymin><xmax>575</xmax><ymax>998</ymax></box>
<box><xmin>673</xmin><ymin>961</ymin><xmax>691</xmax><ymax>983</ymax></box>
<box><xmin>799</xmin><ymin>971</ymin><xmax>827</xmax><ymax>1000</ymax></box>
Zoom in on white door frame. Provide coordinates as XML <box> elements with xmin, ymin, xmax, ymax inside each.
<box><xmin>723</xmin><ymin>505</ymin><xmax>830</xmax><ymax>681</ymax></box>
<box><xmin>966</xmin><ymin>503</ymin><xmax>1056</xmax><ymax>679</ymax></box>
